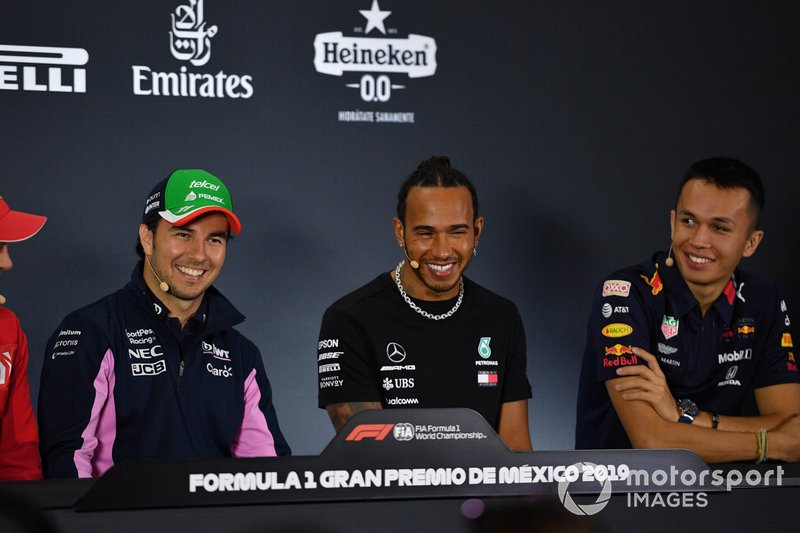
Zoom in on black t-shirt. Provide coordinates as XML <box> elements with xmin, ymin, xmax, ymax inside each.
<box><xmin>317</xmin><ymin>273</ymin><xmax>532</xmax><ymax>429</ymax></box>
<box><xmin>576</xmin><ymin>251</ymin><xmax>799</xmax><ymax>449</ymax></box>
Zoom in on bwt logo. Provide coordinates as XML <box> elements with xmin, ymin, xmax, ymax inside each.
<box><xmin>0</xmin><ymin>44</ymin><xmax>89</xmax><ymax>93</ymax></box>
<box><xmin>345</xmin><ymin>423</ymin><xmax>395</xmax><ymax>441</ymax></box>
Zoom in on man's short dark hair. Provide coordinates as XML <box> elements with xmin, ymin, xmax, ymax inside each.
<box><xmin>134</xmin><ymin>217</ymin><xmax>161</xmax><ymax>259</ymax></box>
<box><xmin>396</xmin><ymin>156</ymin><xmax>480</xmax><ymax>225</ymax></box>
<box><xmin>678</xmin><ymin>157</ymin><xmax>765</xmax><ymax>229</ymax></box>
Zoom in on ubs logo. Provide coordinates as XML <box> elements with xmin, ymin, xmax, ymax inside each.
<box><xmin>386</xmin><ymin>342</ymin><xmax>406</xmax><ymax>363</ymax></box>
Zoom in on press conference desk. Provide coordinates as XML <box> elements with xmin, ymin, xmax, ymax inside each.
<box><xmin>4</xmin><ymin>409</ymin><xmax>798</xmax><ymax>533</ymax></box>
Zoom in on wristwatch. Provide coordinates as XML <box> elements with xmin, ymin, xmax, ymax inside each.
<box><xmin>677</xmin><ymin>398</ymin><xmax>699</xmax><ymax>424</ymax></box>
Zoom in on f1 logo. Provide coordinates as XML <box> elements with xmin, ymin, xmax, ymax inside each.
<box><xmin>345</xmin><ymin>424</ymin><xmax>395</xmax><ymax>441</ymax></box>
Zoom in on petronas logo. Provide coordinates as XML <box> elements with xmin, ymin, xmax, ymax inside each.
<box><xmin>478</xmin><ymin>337</ymin><xmax>492</xmax><ymax>359</ymax></box>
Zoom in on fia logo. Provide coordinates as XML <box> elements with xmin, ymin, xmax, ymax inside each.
<box><xmin>393</xmin><ymin>422</ymin><xmax>414</xmax><ymax>441</ymax></box>
<box><xmin>170</xmin><ymin>0</ymin><xmax>218</xmax><ymax>66</ymax></box>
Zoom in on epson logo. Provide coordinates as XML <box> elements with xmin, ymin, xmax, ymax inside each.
<box><xmin>718</xmin><ymin>349</ymin><xmax>752</xmax><ymax>364</ymax></box>
<box><xmin>0</xmin><ymin>44</ymin><xmax>88</xmax><ymax>93</ymax></box>
<box><xmin>318</xmin><ymin>339</ymin><xmax>339</xmax><ymax>350</ymax></box>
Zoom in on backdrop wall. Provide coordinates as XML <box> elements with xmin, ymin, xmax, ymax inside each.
<box><xmin>2</xmin><ymin>0</ymin><xmax>798</xmax><ymax>455</ymax></box>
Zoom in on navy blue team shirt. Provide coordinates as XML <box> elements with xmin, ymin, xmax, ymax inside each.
<box><xmin>576</xmin><ymin>251</ymin><xmax>798</xmax><ymax>449</ymax></box>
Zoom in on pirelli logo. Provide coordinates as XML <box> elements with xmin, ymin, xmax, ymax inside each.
<box><xmin>345</xmin><ymin>424</ymin><xmax>394</xmax><ymax>441</ymax></box>
<box><xmin>0</xmin><ymin>44</ymin><xmax>89</xmax><ymax>93</ymax></box>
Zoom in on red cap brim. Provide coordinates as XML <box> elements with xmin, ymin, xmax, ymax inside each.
<box><xmin>0</xmin><ymin>210</ymin><xmax>47</xmax><ymax>242</ymax></box>
<box><xmin>163</xmin><ymin>206</ymin><xmax>242</xmax><ymax>235</ymax></box>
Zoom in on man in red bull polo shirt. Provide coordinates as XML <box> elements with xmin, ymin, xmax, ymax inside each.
<box><xmin>576</xmin><ymin>157</ymin><xmax>800</xmax><ymax>463</ymax></box>
<box><xmin>0</xmin><ymin>196</ymin><xmax>46</xmax><ymax>479</ymax></box>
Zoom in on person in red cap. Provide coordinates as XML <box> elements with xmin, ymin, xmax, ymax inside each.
<box><xmin>0</xmin><ymin>195</ymin><xmax>46</xmax><ymax>480</ymax></box>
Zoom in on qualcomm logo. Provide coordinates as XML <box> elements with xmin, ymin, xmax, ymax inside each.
<box><xmin>132</xmin><ymin>0</ymin><xmax>254</xmax><ymax>98</ymax></box>
<box><xmin>0</xmin><ymin>44</ymin><xmax>88</xmax><ymax>93</ymax></box>
<box><xmin>557</xmin><ymin>462</ymin><xmax>613</xmax><ymax>516</ymax></box>
<box><xmin>313</xmin><ymin>0</ymin><xmax>437</xmax><ymax>121</ymax></box>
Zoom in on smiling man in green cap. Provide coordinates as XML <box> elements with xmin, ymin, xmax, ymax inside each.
<box><xmin>38</xmin><ymin>170</ymin><xmax>290</xmax><ymax>478</ymax></box>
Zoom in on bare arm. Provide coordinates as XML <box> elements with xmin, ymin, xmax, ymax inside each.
<box><xmin>326</xmin><ymin>401</ymin><xmax>383</xmax><ymax>432</ymax></box>
<box><xmin>497</xmin><ymin>399</ymin><xmax>532</xmax><ymax>451</ymax></box>
<box><xmin>609</xmin><ymin>348</ymin><xmax>800</xmax><ymax>462</ymax></box>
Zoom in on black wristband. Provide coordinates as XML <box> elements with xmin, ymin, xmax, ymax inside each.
<box><xmin>712</xmin><ymin>413</ymin><xmax>719</xmax><ymax>430</ymax></box>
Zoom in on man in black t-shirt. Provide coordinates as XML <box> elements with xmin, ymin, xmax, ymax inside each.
<box><xmin>317</xmin><ymin>156</ymin><xmax>532</xmax><ymax>451</ymax></box>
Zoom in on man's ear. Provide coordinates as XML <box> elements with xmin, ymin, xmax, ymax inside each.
<box><xmin>473</xmin><ymin>216</ymin><xmax>485</xmax><ymax>243</ymax></box>
<box><xmin>392</xmin><ymin>217</ymin><xmax>405</xmax><ymax>247</ymax></box>
<box><xmin>742</xmin><ymin>229</ymin><xmax>765</xmax><ymax>258</ymax></box>
<box><xmin>139</xmin><ymin>224</ymin><xmax>154</xmax><ymax>256</ymax></box>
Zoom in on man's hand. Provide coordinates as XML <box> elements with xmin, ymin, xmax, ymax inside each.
<box><xmin>768</xmin><ymin>414</ymin><xmax>800</xmax><ymax>462</ymax></box>
<box><xmin>613</xmin><ymin>347</ymin><xmax>679</xmax><ymax>422</ymax></box>
<box><xmin>325</xmin><ymin>401</ymin><xmax>383</xmax><ymax>432</ymax></box>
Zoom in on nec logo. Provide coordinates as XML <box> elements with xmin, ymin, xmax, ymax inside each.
<box><xmin>128</xmin><ymin>345</ymin><xmax>164</xmax><ymax>359</ymax></box>
<box><xmin>345</xmin><ymin>424</ymin><xmax>395</xmax><ymax>441</ymax></box>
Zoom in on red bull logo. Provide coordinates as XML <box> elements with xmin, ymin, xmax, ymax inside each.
<box><xmin>603</xmin><ymin>355</ymin><xmax>638</xmax><ymax>367</ymax></box>
<box><xmin>737</xmin><ymin>326</ymin><xmax>755</xmax><ymax>335</ymax></box>
<box><xmin>641</xmin><ymin>271</ymin><xmax>663</xmax><ymax>296</ymax></box>
<box><xmin>605</xmin><ymin>344</ymin><xmax>634</xmax><ymax>357</ymax></box>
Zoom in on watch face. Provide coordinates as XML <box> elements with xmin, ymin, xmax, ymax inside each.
<box><xmin>678</xmin><ymin>399</ymin><xmax>699</xmax><ymax>417</ymax></box>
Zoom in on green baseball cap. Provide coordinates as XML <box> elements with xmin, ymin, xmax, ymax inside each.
<box><xmin>142</xmin><ymin>169</ymin><xmax>242</xmax><ymax>234</ymax></box>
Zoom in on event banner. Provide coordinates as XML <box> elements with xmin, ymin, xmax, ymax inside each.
<box><xmin>77</xmin><ymin>408</ymin><xmax>720</xmax><ymax>511</ymax></box>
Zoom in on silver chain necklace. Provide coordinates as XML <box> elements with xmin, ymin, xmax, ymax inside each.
<box><xmin>393</xmin><ymin>260</ymin><xmax>464</xmax><ymax>320</ymax></box>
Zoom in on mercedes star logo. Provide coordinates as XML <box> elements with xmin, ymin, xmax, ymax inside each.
<box><xmin>386</xmin><ymin>342</ymin><xmax>406</xmax><ymax>363</ymax></box>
